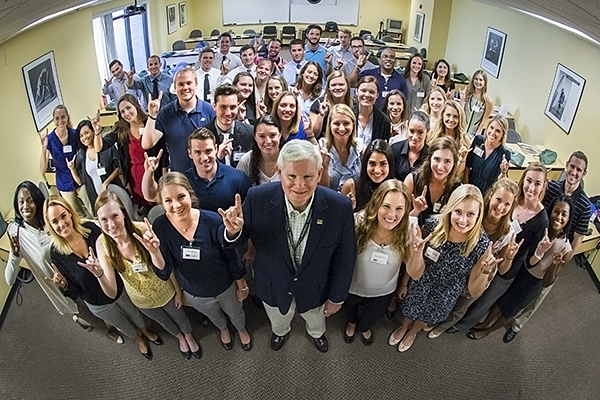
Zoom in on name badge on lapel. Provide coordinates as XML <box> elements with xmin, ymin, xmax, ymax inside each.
<box><xmin>131</xmin><ymin>261</ymin><xmax>148</xmax><ymax>273</ymax></box>
<box><xmin>474</xmin><ymin>147</ymin><xmax>484</xmax><ymax>158</ymax></box>
<box><xmin>370</xmin><ymin>251</ymin><xmax>389</xmax><ymax>265</ymax></box>
<box><xmin>425</xmin><ymin>246</ymin><xmax>440</xmax><ymax>262</ymax></box>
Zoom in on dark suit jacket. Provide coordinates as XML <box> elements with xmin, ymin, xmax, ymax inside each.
<box><xmin>352</xmin><ymin>105</ymin><xmax>391</xmax><ymax>142</ymax></box>
<box><xmin>223</xmin><ymin>183</ymin><xmax>356</xmax><ymax>314</ymax></box>
<box><xmin>205</xmin><ymin>118</ymin><xmax>253</xmax><ymax>168</ymax></box>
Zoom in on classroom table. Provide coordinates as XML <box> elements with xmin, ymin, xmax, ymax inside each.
<box><xmin>163</xmin><ymin>46</ymin><xmax>242</xmax><ymax>68</ymax></box>
<box><xmin>505</xmin><ymin>142</ymin><xmax>564</xmax><ymax>181</ymax></box>
<box><xmin>184</xmin><ymin>34</ymin><xmax>255</xmax><ymax>49</ymax></box>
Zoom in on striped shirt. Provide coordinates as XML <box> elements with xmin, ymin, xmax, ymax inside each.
<box><xmin>543</xmin><ymin>180</ymin><xmax>591</xmax><ymax>241</ymax></box>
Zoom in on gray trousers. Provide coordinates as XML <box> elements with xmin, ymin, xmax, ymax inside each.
<box><xmin>183</xmin><ymin>282</ymin><xmax>246</xmax><ymax>332</ymax></box>
<box><xmin>454</xmin><ymin>274</ymin><xmax>514</xmax><ymax>332</ymax></box>
<box><xmin>140</xmin><ymin>297</ymin><xmax>193</xmax><ymax>337</ymax></box>
<box><xmin>512</xmin><ymin>282</ymin><xmax>555</xmax><ymax>332</ymax></box>
<box><xmin>85</xmin><ymin>291</ymin><xmax>146</xmax><ymax>338</ymax></box>
<box><xmin>263</xmin><ymin>298</ymin><xmax>326</xmax><ymax>338</ymax></box>
<box><xmin>435</xmin><ymin>293</ymin><xmax>478</xmax><ymax>332</ymax></box>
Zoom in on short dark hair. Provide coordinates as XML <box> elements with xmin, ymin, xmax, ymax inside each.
<box><xmin>148</xmin><ymin>55</ymin><xmax>161</xmax><ymax>63</ymax></box>
<box><xmin>306</xmin><ymin>24</ymin><xmax>322</xmax><ymax>34</ymax></box>
<box><xmin>268</xmin><ymin>38</ymin><xmax>282</xmax><ymax>46</ymax></box>
<box><xmin>218</xmin><ymin>32</ymin><xmax>232</xmax><ymax>41</ymax></box>
<box><xmin>214</xmin><ymin>84</ymin><xmax>239</xmax><ymax>104</ymax></box>
<box><xmin>239</xmin><ymin>44</ymin><xmax>255</xmax><ymax>54</ymax></box>
<box><xmin>109</xmin><ymin>59</ymin><xmax>123</xmax><ymax>69</ymax></box>
<box><xmin>350</xmin><ymin>36</ymin><xmax>364</xmax><ymax>45</ymax></box>
<box><xmin>200</xmin><ymin>47</ymin><xmax>215</xmax><ymax>56</ymax></box>
<box><xmin>289</xmin><ymin>39</ymin><xmax>303</xmax><ymax>47</ymax></box>
<box><xmin>188</xmin><ymin>127</ymin><xmax>216</xmax><ymax>149</ymax></box>
<box><xmin>568</xmin><ymin>150</ymin><xmax>588</xmax><ymax>171</ymax></box>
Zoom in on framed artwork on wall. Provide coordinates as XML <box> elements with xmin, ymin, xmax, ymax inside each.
<box><xmin>179</xmin><ymin>2</ymin><xmax>187</xmax><ymax>27</ymax></box>
<box><xmin>544</xmin><ymin>63</ymin><xmax>586</xmax><ymax>134</ymax></box>
<box><xmin>413</xmin><ymin>12</ymin><xmax>424</xmax><ymax>43</ymax></box>
<box><xmin>22</xmin><ymin>51</ymin><xmax>64</xmax><ymax>131</ymax></box>
<box><xmin>480</xmin><ymin>27</ymin><xmax>507</xmax><ymax>78</ymax></box>
<box><xmin>167</xmin><ymin>4</ymin><xmax>177</xmax><ymax>34</ymax></box>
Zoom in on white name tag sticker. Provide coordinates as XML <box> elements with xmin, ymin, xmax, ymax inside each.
<box><xmin>182</xmin><ymin>247</ymin><xmax>200</xmax><ymax>260</ymax></box>
<box><xmin>97</xmin><ymin>167</ymin><xmax>106</xmax><ymax>176</ymax></box>
<box><xmin>433</xmin><ymin>202</ymin><xmax>442</xmax><ymax>213</ymax></box>
<box><xmin>474</xmin><ymin>147</ymin><xmax>484</xmax><ymax>158</ymax></box>
<box><xmin>39</xmin><ymin>233</ymin><xmax>52</xmax><ymax>247</ymax></box>
<box><xmin>370</xmin><ymin>251</ymin><xmax>389</xmax><ymax>265</ymax></box>
<box><xmin>139</xmin><ymin>128</ymin><xmax>144</xmax><ymax>136</ymax></box>
<box><xmin>425</xmin><ymin>246</ymin><xmax>440</xmax><ymax>262</ymax></box>
<box><xmin>417</xmin><ymin>91</ymin><xmax>425</xmax><ymax>98</ymax></box>
<box><xmin>233</xmin><ymin>151</ymin><xmax>245</xmax><ymax>162</ymax></box>
<box><xmin>472</xmin><ymin>105</ymin><xmax>481</xmax><ymax>113</ymax></box>
<box><xmin>63</xmin><ymin>145</ymin><xmax>72</xmax><ymax>153</ymax></box>
<box><xmin>131</xmin><ymin>262</ymin><xmax>148</xmax><ymax>273</ymax></box>
<box><xmin>511</xmin><ymin>219</ymin><xmax>522</xmax><ymax>235</ymax></box>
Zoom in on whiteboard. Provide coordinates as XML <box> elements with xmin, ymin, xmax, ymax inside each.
<box><xmin>222</xmin><ymin>0</ymin><xmax>289</xmax><ymax>25</ymax></box>
<box><xmin>222</xmin><ymin>0</ymin><xmax>360</xmax><ymax>25</ymax></box>
<box><xmin>290</xmin><ymin>0</ymin><xmax>359</xmax><ymax>25</ymax></box>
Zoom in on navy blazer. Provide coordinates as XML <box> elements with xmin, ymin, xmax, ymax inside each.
<box><xmin>224</xmin><ymin>182</ymin><xmax>356</xmax><ymax>314</ymax></box>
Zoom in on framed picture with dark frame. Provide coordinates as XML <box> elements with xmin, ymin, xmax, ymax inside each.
<box><xmin>22</xmin><ymin>51</ymin><xmax>64</xmax><ymax>131</ymax></box>
<box><xmin>481</xmin><ymin>26</ymin><xmax>506</xmax><ymax>79</ymax></box>
<box><xmin>480</xmin><ymin>27</ymin><xmax>507</xmax><ymax>78</ymax></box>
<box><xmin>179</xmin><ymin>2</ymin><xmax>187</xmax><ymax>27</ymax></box>
<box><xmin>167</xmin><ymin>4</ymin><xmax>177</xmax><ymax>34</ymax></box>
<box><xmin>413</xmin><ymin>12</ymin><xmax>425</xmax><ymax>43</ymax></box>
<box><xmin>544</xmin><ymin>63</ymin><xmax>586</xmax><ymax>134</ymax></box>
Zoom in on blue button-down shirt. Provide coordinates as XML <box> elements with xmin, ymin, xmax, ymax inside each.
<box><xmin>359</xmin><ymin>67</ymin><xmax>408</xmax><ymax>109</ymax></box>
<box><xmin>128</xmin><ymin>72</ymin><xmax>175</xmax><ymax>110</ymax></box>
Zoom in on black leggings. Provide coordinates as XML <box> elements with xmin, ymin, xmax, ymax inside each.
<box><xmin>344</xmin><ymin>292</ymin><xmax>394</xmax><ymax>332</ymax></box>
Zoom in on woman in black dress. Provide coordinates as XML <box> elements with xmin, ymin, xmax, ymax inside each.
<box><xmin>391</xmin><ymin>110</ymin><xmax>430</xmax><ymax>182</ymax></box>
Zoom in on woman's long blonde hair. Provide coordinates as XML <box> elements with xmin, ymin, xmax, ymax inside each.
<box><xmin>429</xmin><ymin>184</ymin><xmax>485</xmax><ymax>256</ymax></box>
<box><xmin>483</xmin><ymin>178</ymin><xmax>518</xmax><ymax>242</ymax></box>
<box><xmin>428</xmin><ymin>100</ymin><xmax>466</xmax><ymax>146</ymax></box>
<box><xmin>43</xmin><ymin>195</ymin><xmax>91</xmax><ymax>255</ymax></box>
<box><xmin>95</xmin><ymin>190</ymin><xmax>152</xmax><ymax>273</ymax></box>
<box><xmin>356</xmin><ymin>179</ymin><xmax>411</xmax><ymax>261</ymax></box>
<box><xmin>324</xmin><ymin>103</ymin><xmax>357</xmax><ymax>151</ymax></box>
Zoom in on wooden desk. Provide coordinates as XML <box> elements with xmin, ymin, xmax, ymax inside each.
<box><xmin>99</xmin><ymin>109</ymin><xmax>117</xmax><ymax>129</ymax></box>
<box><xmin>505</xmin><ymin>143</ymin><xmax>564</xmax><ymax>182</ymax></box>
<box><xmin>579</xmin><ymin>223</ymin><xmax>600</xmax><ymax>255</ymax></box>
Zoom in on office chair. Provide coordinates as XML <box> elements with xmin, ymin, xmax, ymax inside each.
<box><xmin>382</xmin><ymin>35</ymin><xmax>395</xmax><ymax>42</ymax></box>
<box><xmin>0</xmin><ymin>211</ymin><xmax>7</xmax><ymax>238</ymax></box>
<box><xmin>506</xmin><ymin>129</ymin><xmax>522</xmax><ymax>143</ymax></box>
<box><xmin>38</xmin><ymin>181</ymin><xmax>50</xmax><ymax>199</ymax></box>
<box><xmin>147</xmin><ymin>205</ymin><xmax>166</xmax><ymax>224</ymax></box>
<box><xmin>420</xmin><ymin>47</ymin><xmax>427</xmax><ymax>58</ymax></box>
<box><xmin>281</xmin><ymin>26</ymin><xmax>297</xmax><ymax>45</ymax></box>
<box><xmin>408</xmin><ymin>46</ymin><xmax>418</xmax><ymax>54</ymax></box>
<box><xmin>325</xmin><ymin>21</ymin><xmax>338</xmax><ymax>32</ymax></box>
<box><xmin>243</xmin><ymin>29</ymin><xmax>257</xmax><ymax>35</ymax></box>
<box><xmin>189</xmin><ymin>29</ymin><xmax>202</xmax><ymax>38</ymax></box>
<box><xmin>362</xmin><ymin>34</ymin><xmax>374</xmax><ymax>41</ymax></box>
<box><xmin>262</xmin><ymin>25</ymin><xmax>277</xmax><ymax>40</ymax></box>
<box><xmin>172</xmin><ymin>40</ymin><xmax>186</xmax><ymax>51</ymax></box>
<box><xmin>210</xmin><ymin>29</ymin><xmax>220</xmax><ymax>37</ymax></box>
<box><xmin>107</xmin><ymin>185</ymin><xmax>134</xmax><ymax>220</ymax></box>
<box><xmin>359</xmin><ymin>30</ymin><xmax>372</xmax><ymax>38</ymax></box>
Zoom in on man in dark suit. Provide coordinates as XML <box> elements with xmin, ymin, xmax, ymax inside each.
<box><xmin>204</xmin><ymin>84</ymin><xmax>253</xmax><ymax>168</ymax></box>
<box><xmin>220</xmin><ymin>140</ymin><xmax>356</xmax><ymax>353</ymax></box>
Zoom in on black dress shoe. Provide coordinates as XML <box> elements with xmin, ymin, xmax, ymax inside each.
<box><xmin>385</xmin><ymin>308</ymin><xmax>398</xmax><ymax>320</ymax></box>
<box><xmin>191</xmin><ymin>345</ymin><xmax>203</xmax><ymax>359</ymax></box>
<box><xmin>343</xmin><ymin>322</ymin><xmax>355</xmax><ymax>343</ymax></box>
<box><xmin>142</xmin><ymin>333</ymin><xmax>163</xmax><ymax>346</ymax></box>
<box><xmin>270</xmin><ymin>333</ymin><xmax>285</xmax><ymax>351</ymax></box>
<box><xmin>313</xmin><ymin>334</ymin><xmax>329</xmax><ymax>353</ymax></box>
<box><xmin>503</xmin><ymin>328</ymin><xmax>518</xmax><ymax>343</ymax></box>
<box><xmin>221</xmin><ymin>340</ymin><xmax>233</xmax><ymax>350</ymax></box>
<box><xmin>361</xmin><ymin>330</ymin><xmax>373</xmax><ymax>346</ymax></box>
<box><xmin>141</xmin><ymin>345</ymin><xmax>153</xmax><ymax>360</ymax></box>
<box><xmin>445</xmin><ymin>326</ymin><xmax>459</xmax><ymax>334</ymax></box>
<box><xmin>241</xmin><ymin>339</ymin><xmax>253</xmax><ymax>351</ymax></box>
<box><xmin>180</xmin><ymin>349</ymin><xmax>191</xmax><ymax>360</ymax></box>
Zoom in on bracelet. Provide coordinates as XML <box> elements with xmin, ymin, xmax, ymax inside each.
<box><xmin>148</xmin><ymin>115</ymin><xmax>156</xmax><ymax>120</ymax></box>
<box><xmin>237</xmin><ymin>286</ymin><xmax>249</xmax><ymax>292</ymax></box>
<box><xmin>95</xmin><ymin>270</ymin><xmax>104</xmax><ymax>279</ymax></box>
